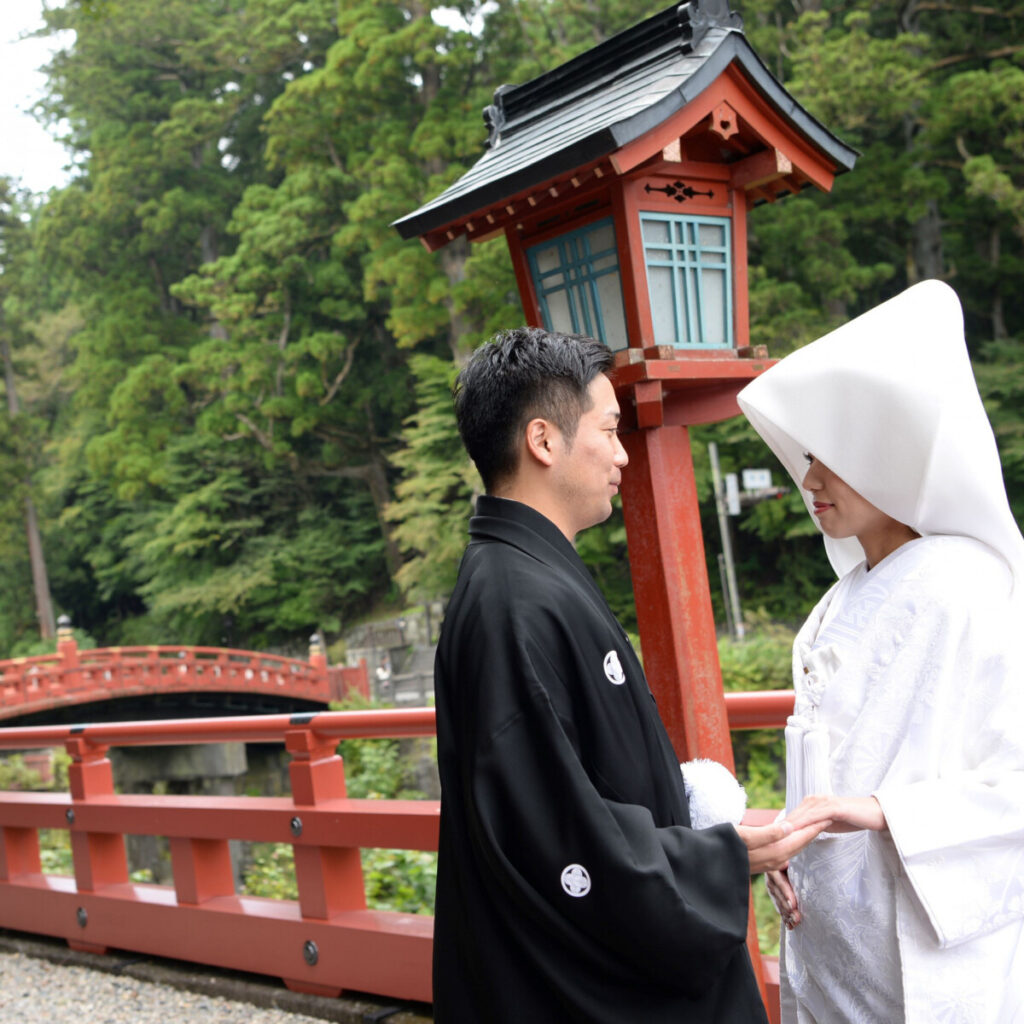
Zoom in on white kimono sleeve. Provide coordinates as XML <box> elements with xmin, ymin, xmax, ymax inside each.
<box><xmin>873</xmin><ymin>595</ymin><xmax>1024</xmax><ymax>948</ymax></box>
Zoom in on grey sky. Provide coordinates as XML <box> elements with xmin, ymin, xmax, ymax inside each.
<box><xmin>1</xmin><ymin>0</ymin><xmax>72</xmax><ymax>193</ymax></box>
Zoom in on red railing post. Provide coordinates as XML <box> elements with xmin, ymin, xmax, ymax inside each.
<box><xmin>169</xmin><ymin>837</ymin><xmax>236</xmax><ymax>906</ymax></box>
<box><xmin>57</xmin><ymin>616</ymin><xmax>79</xmax><ymax>668</ymax></box>
<box><xmin>308</xmin><ymin>634</ymin><xmax>328</xmax><ymax>677</ymax></box>
<box><xmin>0</xmin><ymin>825</ymin><xmax>41</xmax><ymax>880</ymax></box>
<box><xmin>56</xmin><ymin>615</ymin><xmax>81</xmax><ymax>697</ymax></box>
<box><xmin>284</xmin><ymin>726</ymin><xmax>366</xmax><ymax>996</ymax></box>
<box><xmin>65</xmin><ymin>735</ymin><xmax>128</xmax><ymax>953</ymax></box>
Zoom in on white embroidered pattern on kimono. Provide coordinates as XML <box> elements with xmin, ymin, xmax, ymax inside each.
<box><xmin>779</xmin><ymin>536</ymin><xmax>1024</xmax><ymax>1024</ymax></box>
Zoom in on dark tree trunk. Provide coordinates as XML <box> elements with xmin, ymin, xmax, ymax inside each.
<box><xmin>1</xmin><ymin>334</ymin><xmax>55</xmax><ymax>640</ymax></box>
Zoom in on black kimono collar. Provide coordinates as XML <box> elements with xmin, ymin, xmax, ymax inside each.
<box><xmin>470</xmin><ymin>495</ymin><xmax>604</xmax><ymax>601</ymax></box>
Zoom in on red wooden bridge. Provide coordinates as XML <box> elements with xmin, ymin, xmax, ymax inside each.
<box><xmin>0</xmin><ymin>629</ymin><xmax>369</xmax><ymax>726</ymax></box>
<box><xmin>0</xmin><ymin>691</ymin><xmax>794</xmax><ymax>1020</ymax></box>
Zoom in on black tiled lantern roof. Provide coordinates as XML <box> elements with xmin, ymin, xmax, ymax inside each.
<box><xmin>394</xmin><ymin>0</ymin><xmax>857</xmax><ymax>242</ymax></box>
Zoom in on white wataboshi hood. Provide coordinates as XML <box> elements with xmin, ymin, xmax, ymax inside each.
<box><xmin>737</xmin><ymin>279</ymin><xmax>1024</xmax><ymax>584</ymax></box>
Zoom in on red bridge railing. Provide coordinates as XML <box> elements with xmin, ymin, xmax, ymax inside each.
<box><xmin>0</xmin><ymin>691</ymin><xmax>794</xmax><ymax>1010</ymax></box>
<box><xmin>0</xmin><ymin>632</ymin><xmax>369</xmax><ymax>723</ymax></box>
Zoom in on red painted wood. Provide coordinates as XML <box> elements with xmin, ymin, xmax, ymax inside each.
<box><xmin>732</xmin><ymin>191</ymin><xmax>750</xmax><ymax>347</ymax></box>
<box><xmin>65</xmin><ymin>738</ymin><xmax>129</xmax><ymax>899</ymax></box>
<box><xmin>504</xmin><ymin>224</ymin><xmax>545</xmax><ymax>327</ymax></box>
<box><xmin>615</xmin><ymin>415</ymin><xmax>786</xmax><ymax>1012</ymax></box>
<box><xmin>0</xmin><ymin>711</ymin><xmax>442</xmax><ymax>1001</ymax></box>
<box><xmin>0</xmin><ymin>707</ymin><xmax>437</xmax><ymax>749</ymax></box>
<box><xmin>0</xmin><ymin>826</ymin><xmax>41</xmax><ymax>879</ymax></box>
<box><xmin>613</xmin><ymin>353</ymin><xmax>773</xmax><ymax>386</ymax></box>
<box><xmin>724</xmin><ymin>690</ymin><xmax>795</xmax><ymax>730</ymax></box>
<box><xmin>0</xmin><ymin>880</ymin><xmax>433</xmax><ymax>1001</ymax></box>
<box><xmin>0</xmin><ymin>696</ymin><xmax>790</xmax><ymax>753</ymax></box>
<box><xmin>610</xmin><ymin>66</ymin><xmax>841</xmax><ymax>193</ymax></box>
<box><xmin>612</xmin><ymin>183</ymin><xmax>653</xmax><ymax>347</ymax></box>
<box><xmin>619</xmin><ymin>165</ymin><xmax>739</xmax><ymax>352</ymax></box>
<box><xmin>619</xmin><ymin>423</ymin><xmax>734</xmax><ymax>767</ymax></box>
<box><xmin>0</xmin><ymin>697</ymin><xmax>792</xmax><ymax>1014</ymax></box>
<box><xmin>286</xmin><ymin>729</ymin><xmax>367</xmax><ymax>924</ymax></box>
<box><xmin>764</xmin><ymin>955</ymin><xmax>783</xmax><ymax>1024</ymax></box>
<box><xmin>170</xmin><ymin>836</ymin><xmax>235</xmax><ymax>906</ymax></box>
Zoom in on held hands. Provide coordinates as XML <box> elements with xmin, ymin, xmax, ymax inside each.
<box><xmin>785</xmin><ymin>794</ymin><xmax>887</xmax><ymax>834</ymax></box>
<box><xmin>734</xmin><ymin>796</ymin><xmax>886</xmax><ymax>877</ymax></box>
<box><xmin>734</xmin><ymin>815</ymin><xmax>831</xmax><ymax>874</ymax></box>
<box><xmin>757</xmin><ymin>796</ymin><xmax>888</xmax><ymax>930</ymax></box>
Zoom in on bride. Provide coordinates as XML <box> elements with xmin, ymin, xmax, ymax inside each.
<box><xmin>737</xmin><ymin>280</ymin><xmax>1024</xmax><ymax>1023</ymax></box>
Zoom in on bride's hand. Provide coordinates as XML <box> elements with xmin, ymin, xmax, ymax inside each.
<box><xmin>788</xmin><ymin>794</ymin><xmax>887</xmax><ymax>833</ymax></box>
<box><xmin>766</xmin><ymin>868</ymin><xmax>801</xmax><ymax>929</ymax></box>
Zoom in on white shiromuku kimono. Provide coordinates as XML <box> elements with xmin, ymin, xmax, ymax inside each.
<box><xmin>781</xmin><ymin>535</ymin><xmax>1024</xmax><ymax>1023</ymax></box>
<box><xmin>738</xmin><ymin>280</ymin><xmax>1024</xmax><ymax>1024</ymax></box>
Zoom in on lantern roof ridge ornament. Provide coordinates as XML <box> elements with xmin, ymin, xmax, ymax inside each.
<box><xmin>483</xmin><ymin>1</ymin><xmax>743</xmax><ymax>152</ymax></box>
<box><xmin>392</xmin><ymin>0</ymin><xmax>858</xmax><ymax>246</ymax></box>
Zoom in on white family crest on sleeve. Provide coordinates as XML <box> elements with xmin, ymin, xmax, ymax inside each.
<box><xmin>603</xmin><ymin>650</ymin><xmax>626</xmax><ymax>685</ymax></box>
<box><xmin>560</xmin><ymin>863</ymin><xmax>592</xmax><ymax>897</ymax></box>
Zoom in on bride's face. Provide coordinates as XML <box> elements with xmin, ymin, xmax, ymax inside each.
<box><xmin>800</xmin><ymin>455</ymin><xmax>898</xmax><ymax>543</ymax></box>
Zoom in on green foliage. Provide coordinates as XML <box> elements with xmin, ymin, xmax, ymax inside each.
<box><xmin>243</xmin><ymin>841</ymin><xmax>300</xmax><ymax>901</ymax></box>
<box><xmin>719</xmin><ymin>622</ymin><xmax>794</xmax><ymax>954</ymax></box>
<box><xmin>693</xmin><ymin>421</ymin><xmax>834</xmax><ymax>625</ymax></box>
<box><xmin>386</xmin><ymin>353</ymin><xmax>479</xmax><ymax>603</ymax></box>
<box><xmin>574</xmin><ymin>504</ymin><xmax>638</xmax><ymax>632</ymax></box>
<box><xmin>242</xmin><ymin>841</ymin><xmax>438</xmax><ymax>914</ymax></box>
<box><xmin>0</xmin><ymin>754</ymin><xmax>44</xmax><ymax>790</ymax></box>
<box><xmin>0</xmin><ymin>0</ymin><xmax>1019</xmax><ymax>663</ymax></box>
<box><xmin>718</xmin><ymin>616</ymin><xmax>797</xmax><ymax>694</ymax></box>
<box><xmin>337</xmin><ymin>736</ymin><xmax>419</xmax><ymax>801</ymax></box>
<box><xmin>39</xmin><ymin>829</ymin><xmax>74</xmax><ymax>876</ymax></box>
<box><xmin>719</xmin><ymin>621</ymin><xmax>793</xmax><ymax>814</ymax></box>
<box><xmin>9</xmin><ymin>628</ymin><xmax>97</xmax><ymax>659</ymax></box>
<box><xmin>9</xmin><ymin>1</ymin><xmax>1021</xmax><ymax>968</ymax></box>
<box><xmin>753</xmin><ymin>877</ymin><xmax>783</xmax><ymax>957</ymax></box>
<box><xmin>361</xmin><ymin>847</ymin><xmax>437</xmax><ymax>914</ymax></box>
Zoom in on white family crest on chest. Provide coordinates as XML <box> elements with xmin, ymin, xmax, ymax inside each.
<box><xmin>560</xmin><ymin>863</ymin><xmax>591</xmax><ymax>897</ymax></box>
<box><xmin>603</xmin><ymin>650</ymin><xmax>626</xmax><ymax>685</ymax></box>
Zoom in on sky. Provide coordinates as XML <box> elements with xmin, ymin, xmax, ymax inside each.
<box><xmin>0</xmin><ymin>2</ymin><xmax>487</xmax><ymax>197</ymax></box>
<box><xmin>1</xmin><ymin>0</ymin><xmax>72</xmax><ymax>194</ymax></box>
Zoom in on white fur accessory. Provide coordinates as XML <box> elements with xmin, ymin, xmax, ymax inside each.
<box><xmin>680</xmin><ymin>758</ymin><xmax>747</xmax><ymax>829</ymax></box>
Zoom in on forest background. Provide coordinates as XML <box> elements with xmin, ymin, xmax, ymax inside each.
<box><xmin>0</xmin><ymin>0</ymin><xmax>1022</xmax><ymax>662</ymax></box>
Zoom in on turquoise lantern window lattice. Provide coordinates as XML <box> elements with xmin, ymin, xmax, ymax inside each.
<box><xmin>526</xmin><ymin>217</ymin><xmax>628</xmax><ymax>351</ymax></box>
<box><xmin>641</xmin><ymin>212</ymin><xmax>733</xmax><ymax>349</ymax></box>
<box><xmin>525</xmin><ymin>212</ymin><xmax>733</xmax><ymax>351</ymax></box>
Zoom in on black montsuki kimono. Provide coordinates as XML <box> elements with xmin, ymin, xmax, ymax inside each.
<box><xmin>432</xmin><ymin>496</ymin><xmax>766</xmax><ymax>1023</ymax></box>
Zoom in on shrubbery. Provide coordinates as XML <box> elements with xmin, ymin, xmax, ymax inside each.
<box><xmin>719</xmin><ymin>618</ymin><xmax>795</xmax><ymax>955</ymax></box>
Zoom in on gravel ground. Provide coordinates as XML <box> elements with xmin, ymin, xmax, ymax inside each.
<box><xmin>0</xmin><ymin>950</ymin><xmax>329</xmax><ymax>1024</ymax></box>
<box><xmin>0</xmin><ymin>936</ymin><xmax>433</xmax><ymax>1024</ymax></box>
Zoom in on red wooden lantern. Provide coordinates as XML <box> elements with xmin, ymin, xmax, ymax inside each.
<box><xmin>395</xmin><ymin>0</ymin><xmax>855</xmax><ymax>762</ymax></box>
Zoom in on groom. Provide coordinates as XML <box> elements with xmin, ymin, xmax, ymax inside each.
<box><xmin>431</xmin><ymin>326</ymin><xmax>828</xmax><ymax>1023</ymax></box>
